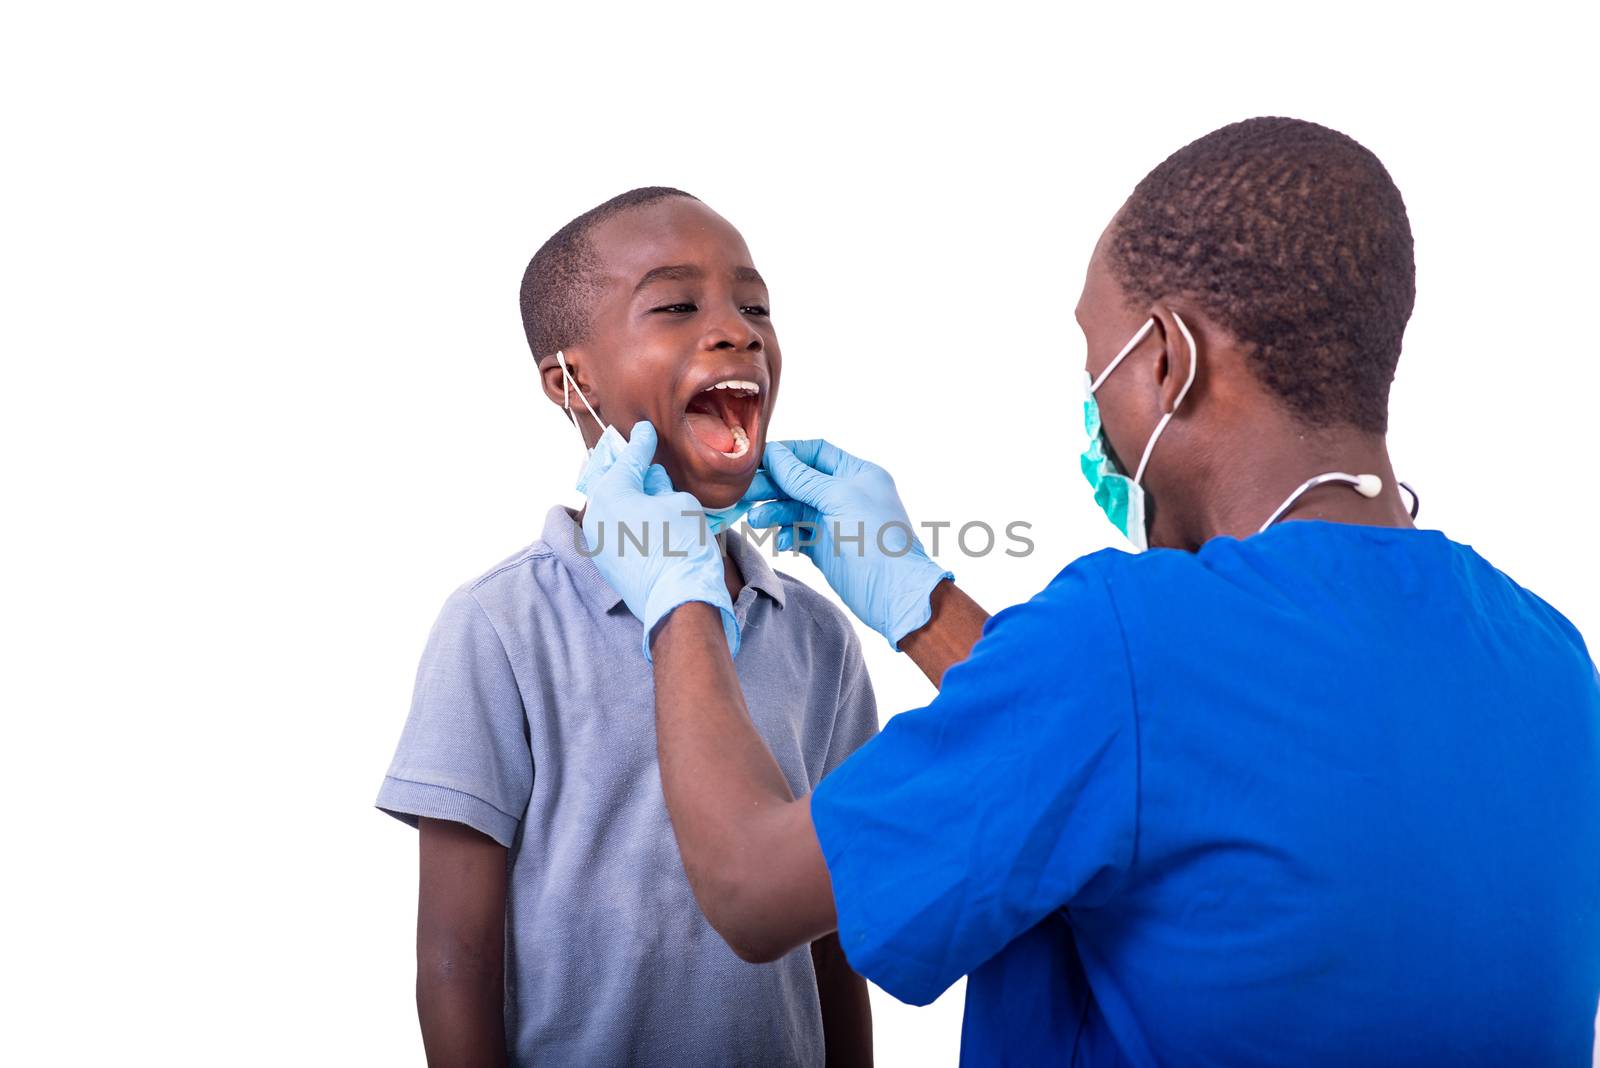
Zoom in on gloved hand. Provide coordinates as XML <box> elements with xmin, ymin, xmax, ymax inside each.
<box><xmin>581</xmin><ymin>421</ymin><xmax>739</xmax><ymax>661</ymax></box>
<box><xmin>746</xmin><ymin>439</ymin><xmax>952</xmax><ymax>649</ymax></box>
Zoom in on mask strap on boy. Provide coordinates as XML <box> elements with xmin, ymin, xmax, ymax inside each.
<box><xmin>556</xmin><ymin>350</ymin><xmax>608</xmax><ymax>446</ymax></box>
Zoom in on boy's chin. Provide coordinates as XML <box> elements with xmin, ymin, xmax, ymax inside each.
<box><xmin>681</xmin><ymin>476</ymin><xmax>748</xmax><ymax>511</ymax></box>
<box><xmin>660</xmin><ymin>438</ymin><xmax>760</xmax><ymax>508</ymax></box>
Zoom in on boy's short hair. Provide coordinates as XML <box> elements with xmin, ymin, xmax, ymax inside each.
<box><xmin>519</xmin><ymin>186</ymin><xmax>700</xmax><ymax>361</ymax></box>
<box><xmin>1109</xmin><ymin>117</ymin><xmax>1414</xmax><ymax>433</ymax></box>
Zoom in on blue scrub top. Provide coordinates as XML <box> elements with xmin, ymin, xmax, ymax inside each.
<box><xmin>811</xmin><ymin>521</ymin><xmax>1600</xmax><ymax>1066</ymax></box>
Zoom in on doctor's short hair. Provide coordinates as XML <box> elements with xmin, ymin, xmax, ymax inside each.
<box><xmin>520</xmin><ymin>186</ymin><xmax>700</xmax><ymax>361</ymax></box>
<box><xmin>1109</xmin><ymin>117</ymin><xmax>1415</xmax><ymax>434</ymax></box>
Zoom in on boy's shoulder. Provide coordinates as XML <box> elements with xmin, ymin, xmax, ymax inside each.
<box><xmin>768</xmin><ymin>566</ymin><xmax>848</xmax><ymax>625</ymax></box>
<box><xmin>446</xmin><ymin>506</ymin><xmax>602</xmax><ymax>623</ymax></box>
<box><xmin>761</xmin><ymin>561</ymin><xmax>866</xmax><ymax>661</ymax></box>
<box><xmin>462</xmin><ymin>536</ymin><xmax>559</xmax><ymax>599</ymax></box>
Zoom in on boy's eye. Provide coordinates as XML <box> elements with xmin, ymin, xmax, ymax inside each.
<box><xmin>741</xmin><ymin>305</ymin><xmax>771</xmax><ymax>317</ymax></box>
<box><xmin>652</xmin><ymin>302</ymin><xmax>698</xmax><ymax>314</ymax></box>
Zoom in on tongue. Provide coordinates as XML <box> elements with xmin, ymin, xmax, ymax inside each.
<box><xmin>686</xmin><ymin>411</ymin><xmax>736</xmax><ymax>453</ymax></box>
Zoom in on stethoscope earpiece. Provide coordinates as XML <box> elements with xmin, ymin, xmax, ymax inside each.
<box><xmin>1354</xmin><ymin>474</ymin><xmax>1383</xmax><ymax>499</ymax></box>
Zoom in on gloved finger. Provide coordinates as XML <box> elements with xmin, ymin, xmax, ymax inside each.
<box><xmin>746</xmin><ymin>499</ymin><xmax>813</xmax><ymax>530</ymax></box>
<box><xmin>600</xmin><ymin>421</ymin><xmax>658</xmax><ymax>490</ymax></box>
<box><xmin>642</xmin><ymin>463</ymin><xmax>674</xmax><ymax>496</ymax></box>
<box><xmin>762</xmin><ymin>440</ymin><xmax>833</xmax><ymax>506</ymax></box>
<box><xmin>738</xmin><ymin>468</ymin><xmax>782</xmax><ymax>505</ymax></box>
<box><xmin>773</xmin><ymin>438</ymin><xmax>854</xmax><ymax>477</ymax></box>
<box><xmin>777</xmin><ymin>527</ymin><xmax>794</xmax><ymax>553</ymax></box>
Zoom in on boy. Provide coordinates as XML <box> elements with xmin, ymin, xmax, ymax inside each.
<box><xmin>377</xmin><ymin>187</ymin><xmax>876</xmax><ymax>1066</ymax></box>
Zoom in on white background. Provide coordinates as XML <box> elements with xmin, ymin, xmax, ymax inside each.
<box><xmin>4</xmin><ymin>2</ymin><xmax>1597</xmax><ymax>1064</ymax></box>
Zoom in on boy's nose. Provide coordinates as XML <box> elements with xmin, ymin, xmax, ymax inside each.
<box><xmin>703</xmin><ymin>309</ymin><xmax>762</xmax><ymax>352</ymax></box>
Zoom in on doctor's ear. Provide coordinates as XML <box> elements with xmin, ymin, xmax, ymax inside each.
<box><xmin>1147</xmin><ymin>303</ymin><xmax>1202</xmax><ymax>416</ymax></box>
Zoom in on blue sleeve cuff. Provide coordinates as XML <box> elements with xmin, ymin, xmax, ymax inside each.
<box><xmin>811</xmin><ymin>774</ymin><xmax>949</xmax><ymax>1007</ymax></box>
<box><xmin>376</xmin><ymin>775</ymin><xmax>521</xmax><ymax>848</ymax></box>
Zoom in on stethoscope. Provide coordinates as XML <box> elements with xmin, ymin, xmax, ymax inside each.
<box><xmin>1259</xmin><ymin>472</ymin><xmax>1420</xmax><ymax>533</ymax></box>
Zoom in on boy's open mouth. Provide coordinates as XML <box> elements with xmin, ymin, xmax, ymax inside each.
<box><xmin>683</xmin><ymin>378</ymin><xmax>761</xmax><ymax>463</ymax></box>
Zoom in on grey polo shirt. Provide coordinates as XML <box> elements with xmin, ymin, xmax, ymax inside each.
<box><xmin>378</xmin><ymin>505</ymin><xmax>878</xmax><ymax>1067</ymax></box>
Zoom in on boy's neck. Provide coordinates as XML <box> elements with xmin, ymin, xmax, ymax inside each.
<box><xmin>721</xmin><ymin>535</ymin><xmax>744</xmax><ymax>604</ymax></box>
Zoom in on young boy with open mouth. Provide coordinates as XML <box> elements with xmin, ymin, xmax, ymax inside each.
<box><xmin>377</xmin><ymin>187</ymin><xmax>876</xmax><ymax>1066</ymax></box>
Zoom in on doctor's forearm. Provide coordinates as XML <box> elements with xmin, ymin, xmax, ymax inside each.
<box><xmin>813</xmin><ymin>933</ymin><xmax>873</xmax><ymax>1066</ymax></box>
<box><xmin>898</xmin><ymin>580</ymin><xmax>989</xmax><ymax>687</ymax></box>
<box><xmin>651</xmin><ymin>601</ymin><xmax>840</xmax><ymax>963</ymax></box>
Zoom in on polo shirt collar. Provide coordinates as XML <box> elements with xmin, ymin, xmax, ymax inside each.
<box><xmin>543</xmin><ymin>506</ymin><xmax>787</xmax><ymax>616</ymax></box>
<box><xmin>724</xmin><ymin>525</ymin><xmax>788</xmax><ymax>610</ymax></box>
<box><xmin>543</xmin><ymin>506</ymin><xmax>627</xmax><ymax>617</ymax></box>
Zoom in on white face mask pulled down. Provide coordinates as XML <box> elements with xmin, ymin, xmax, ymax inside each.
<box><xmin>555</xmin><ymin>351</ymin><xmax>750</xmax><ymax>535</ymax></box>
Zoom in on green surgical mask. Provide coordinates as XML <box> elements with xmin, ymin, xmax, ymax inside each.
<box><xmin>1080</xmin><ymin>314</ymin><xmax>1198</xmax><ymax>552</ymax></box>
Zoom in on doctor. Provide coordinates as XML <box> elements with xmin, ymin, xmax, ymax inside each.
<box><xmin>581</xmin><ymin>118</ymin><xmax>1600</xmax><ymax>1065</ymax></box>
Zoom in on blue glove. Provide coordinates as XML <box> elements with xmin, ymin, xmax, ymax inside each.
<box><xmin>746</xmin><ymin>439</ymin><xmax>952</xmax><ymax>649</ymax></box>
<box><xmin>581</xmin><ymin>421</ymin><xmax>740</xmax><ymax>661</ymax></box>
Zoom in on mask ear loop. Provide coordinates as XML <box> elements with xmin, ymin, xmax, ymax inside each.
<box><xmin>1089</xmin><ymin>318</ymin><xmax>1156</xmax><ymax>394</ymax></box>
<box><xmin>555</xmin><ymin>350</ymin><xmax>608</xmax><ymax>441</ymax></box>
<box><xmin>1132</xmin><ymin>312</ymin><xmax>1198</xmax><ymax>486</ymax></box>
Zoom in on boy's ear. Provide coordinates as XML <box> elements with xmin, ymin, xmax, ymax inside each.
<box><xmin>537</xmin><ymin>353</ymin><xmax>571</xmax><ymax>410</ymax></box>
<box><xmin>537</xmin><ymin>349</ymin><xmax>599</xmax><ymax>410</ymax></box>
<box><xmin>537</xmin><ymin>348</ymin><xmax>605</xmax><ymax>445</ymax></box>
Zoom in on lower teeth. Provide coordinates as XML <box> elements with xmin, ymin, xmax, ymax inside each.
<box><xmin>721</xmin><ymin>425</ymin><xmax>749</xmax><ymax>459</ymax></box>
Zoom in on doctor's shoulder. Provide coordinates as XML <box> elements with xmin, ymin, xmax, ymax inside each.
<box><xmin>979</xmin><ymin>546</ymin><xmax>1151</xmax><ymax>647</ymax></box>
<box><xmin>1443</xmin><ymin>538</ymin><xmax>1597</xmax><ymax>665</ymax></box>
<box><xmin>990</xmin><ymin>541</ymin><xmax>1243</xmax><ymax>652</ymax></box>
<box><xmin>1038</xmin><ymin>542</ymin><xmax>1197</xmax><ymax>601</ymax></box>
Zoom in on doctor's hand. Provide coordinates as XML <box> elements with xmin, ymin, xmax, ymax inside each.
<box><xmin>581</xmin><ymin>421</ymin><xmax>739</xmax><ymax>661</ymax></box>
<box><xmin>747</xmin><ymin>439</ymin><xmax>952</xmax><ymax>649</ymax></box>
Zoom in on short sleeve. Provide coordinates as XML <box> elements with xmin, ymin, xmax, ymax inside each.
<box><xmin>376</xmin><ymin>587</ymin><xmax>533</xmax><ymax>847</ymax></box>
<box><xmin>821</xmin><ymin>625</ymin><xmax>880</xmax><ymax>780</ymax></box>
<box><xmin>810</xmin><ymin>559</ymin><xmax>1138</xmax><ymax>1006</ymax></box>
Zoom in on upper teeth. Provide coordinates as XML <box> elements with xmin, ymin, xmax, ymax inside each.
<box><xmin>708</xmin><ymin>380</ymin><xmax>759</xmax><ymax>396</ymax></box>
